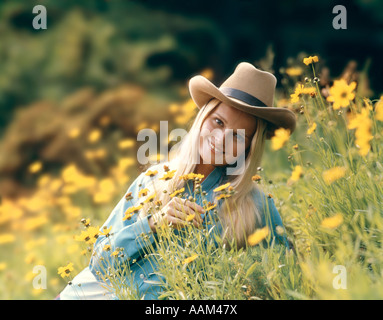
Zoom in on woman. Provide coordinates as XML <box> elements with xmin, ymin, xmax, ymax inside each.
<box><xmin>58</xmin><ymin>62</ymin><xmax>296</xmax><ymax>300</ymax></box>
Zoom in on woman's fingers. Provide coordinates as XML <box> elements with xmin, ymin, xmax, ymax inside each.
<box><xmin>172</xmin><ymin>198</ymin><xmax>204</xmax><ymax>224</ymax></box>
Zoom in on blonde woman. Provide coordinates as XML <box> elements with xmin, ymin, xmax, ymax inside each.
<box><xmin>58</xmin><ymin>62</ymin><xmax>296</xmax><ymax>300</ymax></box>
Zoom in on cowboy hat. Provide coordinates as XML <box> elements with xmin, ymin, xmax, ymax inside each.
<box><xmin>188</xmin><ymin>62</ymin><xmax>296</xmax><ymax>139</ymax></box>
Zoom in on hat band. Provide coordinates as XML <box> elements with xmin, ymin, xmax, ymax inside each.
<box><xmin>220</xmin><ymin>87</ymin><xmax>268</xmax><ymax>107</ymax></box>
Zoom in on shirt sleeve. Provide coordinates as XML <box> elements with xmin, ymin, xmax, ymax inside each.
<box><xmin>89</xmin><ymin>171</ymin><xmax>157</xmax><ymax>278</ymax></box>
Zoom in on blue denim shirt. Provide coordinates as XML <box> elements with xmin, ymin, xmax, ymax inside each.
<box><xmin>60</xmin><ymin>162</ymin><xmax>288</xmax><ymax>300</ymax></box>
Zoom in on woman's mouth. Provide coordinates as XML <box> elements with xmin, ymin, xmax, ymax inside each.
<box><xmin>208</xmin><ymin>139</ymin><xmax>224</xmax><ymax>154</ymax></box>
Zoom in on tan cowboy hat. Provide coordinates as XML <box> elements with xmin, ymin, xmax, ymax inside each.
<box><xmin>188</xmin><ymin>62</ymin><xmax>296</xmax><ymax>139</ymax></box>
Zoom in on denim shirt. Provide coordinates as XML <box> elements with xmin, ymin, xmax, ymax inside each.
<box><xmin>59</xmin><ymin>162</ymin><xmax>288</xmax><ymax>300</ymax></box>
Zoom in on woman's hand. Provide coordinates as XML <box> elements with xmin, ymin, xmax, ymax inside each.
<box><xmin>148</xmin><ymin>197</ymin><xmax>205</xmax><ymax>233</ymax></box>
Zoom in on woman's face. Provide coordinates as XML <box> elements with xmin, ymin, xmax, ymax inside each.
<box><xmin>199</xmin><ymin>102</ymin><xmax>257</xmax><ymax>166</ymax></box>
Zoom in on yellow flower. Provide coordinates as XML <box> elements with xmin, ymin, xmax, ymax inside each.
<box><xmin>322</xmin><ymin>166</ymin><xmax>347</xmax><ymax>185</ymax></box>
<box><xmin>307</xmin><ymin>122</ymin><xmax>317</xmax><ymax>135</ymax></box>
<box><xmin>28</xmin><ymin>161</ymin><xmax>43</xmax><ymax>174</ymax></box>
<box><xmin>248</xmin><ymin>226</ymin><xmax>270</xmax><ymax>246</ymax></box>
<box><xmin>215</xmin><ymin>193</ymin><xmax>231</xmax><ymax>201</ymax></box>
<box><xmin>289</xmin><ymin>165</ymin><xmax>303</xmax><ymax>182</ymax></box>
<box><xmin>326</xmin><ymin>79</ymin><xmax>356</xmax><ymax>110</ymax></box>
<box><xmin>186</xmin><ymin>214</ymin><xmax>196</xmax><ymax>222</ymax></box>
<box><xmin>204</xmin><ymin>202</ymin><xmax>217</xmax><ymax>211</ymax></box>
<box><xmin>81</xmin><ymin>218</ymin><xmax>91</xmax><ymax>228</ymax></box>
<box><xmin>111</xmin><ymin>250</ymin><xmax>119</xmax><ymax>257</ymax></box>
<box><xmin>347</xmin><ymin>108</ymin><xmax>373</xmax><ymax>156</ymax></box>
<box><xmin>144</xmin><ymin>193</ymin><xmax>156</xmax><ymax>203</ymax></box>
<box><xmin>57</xmin><ymin>263</ymin><xmax>74</xmax><ymax>279</ymax></box>
<box><xmin>159</xmin><ymin>170</ymin><xmax>177</xmax><ymax>181</ymax></box>
<box><xmin>182</xmin><ymin>254</ymin><xmax>198</xmax><ymax>264</ymax></box>
<box><xmin>0</xmin><ymin>262</ymin><xmax>7</xmax><ymax>271</ymax></box>
<box><xmin>0</xmin><ymin>233</ymin><xmax>16</xmax><ymax>245</ymax></box>
<box><xmin>179</xmin><ymin>173</ymin><xmax>204</xmax><ymax>181</ymax></box>
<box><xmin>285</xmin><ymin>67</ymin><xmax>303</xmax><ymax>77</ymax></box>
<box><xmin>169</xmin><ymin>187</ymin><xmax>185</xmax><ymax>198</ymax></box>
<box><xmin>375</xmin><ymin>96</ymin><xmax>383</xmax><ymax>121</ymax></box>
<box><xmin>123</xmin><ymin>205</ymin><xmax>143</xmax><ymax>221</ymax></box>
<box><xmin>303</xmin><ymin>55</ymin><xmax>319</xmax><ymax>65</ymax></box>
<box><xmin>251</xmin><ymin>175</ymin><xmax>262</xmax><ymax>182</ymax></box>
<box><xmin>271</xmin><ymin>128</ymin><xmax>291</xmax><ymax>150</ymax></box>
<box><xmin>118</xmin><ymin>138</ymin><xmax>135</xmax><ymax>149</ymax></box>
<box><xmin>213</xmin><ymin>182</ymin><xmax>231</xmax><ymax>193</ymax></box>
<box><xmin>103</xmin><ymin>244</ymin><xmax>111</xmax><ymax>252</ymax></box>
<box><xmin>320</xmin><ymin>213</ymin><xmax>343</xmax><ymax>229</ymax></box>
<box><xmin>290</xmin><ymin>84</ymin><xmax>316</xmax><ymax>103</ymax></box>
<box><xmin>138</xmin><ymin>188</ymin><xmax>149</xmax><ymax>198</ymax></box>
<box><xmin>100</xmin><ymin>226</ymin><xmax>112</xmax><ymax>237</ymax></box>
<box><xmin>290</xmin><ymin>84</ymin><xmax>304</xmax><ymax>103</ymax></box>
<box><xmin>145</xmin><ymin>170</ymin><xmax>158</xmax><ymax>177</ymax></box>
<box><xmin>88</xmin><ymin>129</ymin><xmax>102</xmax><ymax>143</ymax></box>
<box><xmin>74</xmin><ymin>226</ymin><xmax>100</xmax><ymax>244</ymax></box>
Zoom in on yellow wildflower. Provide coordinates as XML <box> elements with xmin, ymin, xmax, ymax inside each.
<box><xmin>285</xmin><ymin>67</ymin><xmax>303</xmax><ymax>77</ymax></box>
<box><xmin>347</xmin><ymin>108</ymin><xmax>373</xmax><ymax>156</ymax></box>
<box><xmin>0</xmin><ymin>233</ymin><xmax>16</xmax><ymax>245</ymax></box>
<box><xmin>28</xmin><ymin>161</ymin><xmax>43</xmax><ymax>174</ymax></box>
<box><xmin>138</xmin><ymin>188</ymin><xmax>149</xmax><ymax>198</ymax></box>
<box><xmin>186</xmin><ymin>214</ymin><xmax>196</xmax><ymax>222</ymax></box>
<box><xmin>88</xmin><ymin>129</ymin><xmax>102</xmax><ymax>143</ymax></box>
<box><xmin>204</xmin><ymin>202</ymin><xmax>217</xmax><ymax>211</ymax></box>
<box><xmin>100</xmin><ymin>226</ymin><xmax>112</xmax><ymax>237</ymax></box>
<box><xmin>123</xmin><ymin>205</ymin><xmax>143</xmax><ymax>221</ymax></box>
<box><xmin>169</xmin><ymin>188</ymin><xmax>185</xmax><ymax>198</ymax></box>
<box><xmin>271</xmin><ymin>128</ymin><xmax>291</xmax><ymax>150</ymax></box>
<box><xmin>322</xmin><ymin>166</ymin><xmax>347</xmax><ymax>185</ymax></box>
<box><xmin>57</xmin><ymin>263</ymin><xmax>74</xmax><ymax>279</ymax></box>
<box><xmin>307</xmin><ymin>122</ymin><xmax>317</xmax><ymax>135</ymax></box>
<box><xmin>320</xmin><ymin>213</ymin><xmax>343</xmax><ymax>229</ymax></box>
<box><xmin>303</xmin><ymin>55</ymin><xmax>319</xmax><ymax>65</ymax></box>
<box><xmin>118</xmin><ymin>138</ymin><xmax>135</xmax><ymax>149</ymax></box>
<box><xmin>182</xmin><ymin>254</ymin><xmax>198</xmax><ymax>264</ymax></box>
<box><xmin>0</xmin><ymin>262</ymin><xmax>7</xmax><ymax>271</ymax></box>
<box><xmin>248</xmin><ymin>226</ymin><xmax>270</xmax><ymax>246</ymax></box>
<box><xmin>251</xmin><ymin>175</ymin><xmax>262</xmax><ymax>182</ymax></box>
<box><xmin>103</xmin><ymin>244</ymin><xmax>111</xmax><ymax>252</ymax></box>
<box><xmin>290</xmin><ymin>84</ymin><xmax>316</xmax><ymax>103</ymax></box>
<box><xmin>159</xmin><ymin>170</ymin><xmax>177</xmax><ymax>181</ymax></box>
<box><xmin>179</xmin><ymin>173</ymin><xmax>205</xmax><ymax>181</ymax></box>
<box><xmin>213</xmin><ymin>182</ymin><xmax>231</xmax><ymax>193</ymax></box>
<box><xmin>289</xmin><ymin>165</ymin><xmax>303</xmax><ymax>182</ymax></box>
<box><xmin>375</xmin><ymin>96</ymin><xmax>383</xmax><ymax>121</ymax></box>
<box><xmin>81</xmin><ymin>218</ymin><xmax>91</xmax><ymax>228</ymax></box>
<box><xmin>74</xmin><ymin>226</ymin><xmax>100</xmax><ymax>245</ymax></box>
<box><xmin>215</xmin><ymin>193</ymin><xmax>231</xmax><ymax>201</ymax></box>
<box><xmin>326</xmin><ymin>79</ymin><xmax>356</xmax><ymax>110</ymax></box>
<box><xmin>145</xmin><ymin>170</ymin><xmax>158</xmax><ymax>177</ymax></box>
<box><xmin>144</xmin><ymin>193</ymin><xmax>156</xmax><ymax>203</ymax></box>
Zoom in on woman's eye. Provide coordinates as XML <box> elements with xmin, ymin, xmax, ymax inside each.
<box><xmin>215</xmin><ymin>118</ymin><xmax>223</xmax><ymax>126</ymax></box>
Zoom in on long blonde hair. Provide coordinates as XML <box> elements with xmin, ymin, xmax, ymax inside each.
<box><xmin>138</xmin><ymin>98</ymin><xmax>268</xmax><ymax>248</ymax></box>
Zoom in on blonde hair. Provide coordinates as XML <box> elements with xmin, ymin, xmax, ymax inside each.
<box><xmin>138</xmin><ymin>98</ymin><xmax>268</xmax><ymax>248</ymax></box>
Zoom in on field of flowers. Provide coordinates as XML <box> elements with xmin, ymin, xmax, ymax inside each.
<box><xmin>0</xmin><ymin>55</ymin><xmax>382</xmax><ymax>300</ymax></box>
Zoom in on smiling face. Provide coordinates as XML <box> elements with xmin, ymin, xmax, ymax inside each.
<box><xmin>198</xmin><ymin>102</ymin><xmax>257</xmax><ymax>167</ymax></box>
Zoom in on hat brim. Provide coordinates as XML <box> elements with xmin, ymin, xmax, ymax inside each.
<box><xmin>189</xmin><ymin>75</ymin><xmax>296</xmax><ymax>139</ymax></box>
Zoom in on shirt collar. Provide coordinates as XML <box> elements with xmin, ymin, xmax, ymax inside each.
<box><xmin>200</xmin><ymin>165</ymin><xmax>227</xmax><ymax>191</ymax></box>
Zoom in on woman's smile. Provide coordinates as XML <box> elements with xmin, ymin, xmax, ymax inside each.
<box><xmin>208</xmin><ymin>137</ymin><xmax>225</xmax><ymax>154</ymax></box>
